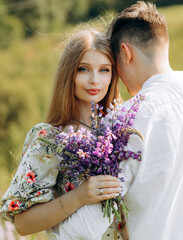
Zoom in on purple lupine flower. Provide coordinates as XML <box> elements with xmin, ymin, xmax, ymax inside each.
<box><xmin>77</xmin><ymin>149</ymin><xmax>87</xmax><ymax>158</ymax></box>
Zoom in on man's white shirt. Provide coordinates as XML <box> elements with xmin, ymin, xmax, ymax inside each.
<box><xmin>117</xmin><ymin>71</ymin><xmax>183</xmax><ymax>240</ymax></box>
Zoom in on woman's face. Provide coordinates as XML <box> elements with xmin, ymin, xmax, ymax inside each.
<box><xmin>75</xmin><ymin>49</ymin><xmax>112</xmax><ymax>107</ymax></box>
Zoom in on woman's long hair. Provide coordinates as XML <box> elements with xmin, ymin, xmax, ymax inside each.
<box><xmin>46</xmin><ymin>30</ymin><xmax>119</xmax><ymax>127</ymax></box>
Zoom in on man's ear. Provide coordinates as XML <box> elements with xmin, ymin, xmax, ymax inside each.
<box><xmin>120</xmin><ymin>43</ymin><xmax>132</xmax><ymax>64</ymax></box>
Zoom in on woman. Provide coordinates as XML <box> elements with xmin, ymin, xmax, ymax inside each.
<box><xmin>0</xmin><ymin>30</ymin><xmax>124</xmax><ymax>240</ymax></box>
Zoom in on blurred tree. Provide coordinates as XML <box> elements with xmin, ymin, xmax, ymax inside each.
<box><xmin>39</xmin><ymin>0</ymin><xmax>74</xmax><ymax>32</ymax></box>
<box><xmin>153</xmin><ymin>0</ymin><xmax>183</xmax><ymax>6</ymax></box>
<box><xmin>0</xmin><ymin>0</ymin><xmax>23</xmax><ymax>48</ymax></box>
<box><xmin>1</xmin><ymin>0</ymin><xmax>75</xmax><ymax>35</ymax></box>
<box><xmin>1</xmin><ymin>0</ymin><xmax>183</xmax><ymax>38</ymax></box>
<box><xmin>66</xmin><ymin>0</ymin><xmax>90</xmax><ymax>22</ymax></box>
<box><xmin>0</xmin><ymin>78</ymin><xmax>39</xmax><ymax>171</ymax></box>
<box><xmin>0</xmin><ymin>34</ymin><xmax>57</xmax><ymax>171</ymax></box>
<box><xmin>2</xmin><ymin>0</ymin><xmax>42</xmax><ymax>36</ymax></box>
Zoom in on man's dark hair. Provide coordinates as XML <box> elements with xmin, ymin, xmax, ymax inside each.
<box><xmin>107</xmin><ymin>1</ymin><xmax>169</xmax><ymax>58</ymax></box>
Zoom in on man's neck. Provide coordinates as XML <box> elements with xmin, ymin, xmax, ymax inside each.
<box><xmin>128</xmin><ymin>42</ymin><xmax>172</xmax><ymax>96</ymax></box>
<box><xmin>138</xmin><ymin>52</ymin><xmax>172</xmax><ymax>87</ymax></box>
<box><xmin>131</xmin><ymin>59</ymin><xmax>172</xmax><ymax>96</ymax></box>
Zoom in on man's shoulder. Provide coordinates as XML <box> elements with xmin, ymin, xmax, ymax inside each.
<box><xmin>139</xmin><ymin>71</ymin><xmax>183</xmax><ymax>104</ymax></box>
<box><xmin>173</xmin><ymin>70</ymin><xmax>183</xmax><ymax>76</ymax></box>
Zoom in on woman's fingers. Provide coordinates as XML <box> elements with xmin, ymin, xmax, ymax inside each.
<box><xmin>76</xmin><ymin>175</ymin><xmax>122</xmax><ymax>205</ymax></box>
<box><xmin>97</xmin><ymin>187</ymin><xmax>122</xmax><ymax>196</ymax></box>
<box><xmin>87</xmin><ymin>176</ymin><xmax>121</xmax><ymax>191</ymax></box>
<box><xmin>95</xmin><ymin>187</ymin><xmax>122</xmax><ymax>202</ymax></box>
<box><xmin>89</xmin><ymin>176</ymin><xmax>122</xmax><ymax>199</ymax></box>
<box><xmin>96</xmin><ymin>181</ymin><xmax>120</xmax><ymax>189</ymax></box>
<box><xmin>97</xmin><ymin>192</ymin><xmax>120</xmax><ymax>201</ymax></box>
<box><xmin>91</xmin><ymin>175</ymin><xmax>120</xmax><ymax>183</ymax></box>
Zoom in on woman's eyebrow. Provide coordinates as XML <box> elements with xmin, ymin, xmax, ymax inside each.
<box><xmin>79</xmin><ymin>63</ymin><xmax>111</xmax><ymax>66</ymax></box>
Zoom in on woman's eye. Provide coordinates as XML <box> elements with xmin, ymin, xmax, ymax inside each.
<box><xmin>77</xmin><ymin>67</ymin><xmax>88</xmax><ymax>72</ymax></box>
<box><xmin>100</xmin><ymin>68</ymin><xmax>110</xmax><ymax>73</ymax></box>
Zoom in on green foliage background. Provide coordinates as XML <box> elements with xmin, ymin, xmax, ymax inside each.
<box><xmin>0</xmin><ymin>2</ymin><xmax>183</xmax><ymax>239</ymax></box>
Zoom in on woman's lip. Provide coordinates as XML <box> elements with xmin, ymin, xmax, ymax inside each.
<box><xmin>86</xmin><ymin>89</ymin><xmax>101</xmax><ymax>95</ymax></box>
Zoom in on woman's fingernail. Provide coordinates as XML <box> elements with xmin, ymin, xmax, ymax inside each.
<box><xmin>118</xmin><ymin>188</ymin><xmax>123</xmax><ymax>191</ymax></box>
<box><xmin>114</xmin><ymin>193</ymin><xmax>119</xmax><ymax>197</ymax></box>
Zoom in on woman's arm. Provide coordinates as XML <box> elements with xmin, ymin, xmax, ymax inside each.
<box><xmin>14</xmin><ymin>175</ymin><xmax>121</xmax><ymax>236</ymax></box>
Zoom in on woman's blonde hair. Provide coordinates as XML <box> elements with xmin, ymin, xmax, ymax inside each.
<box><xmin>46</xmin><ymin>30</ymin><xmax>119</xmax><ymax>127</ymax></box>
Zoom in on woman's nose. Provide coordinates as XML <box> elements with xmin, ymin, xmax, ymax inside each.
<box><xmin>89</xmin><ymin>71</ymin><xmax>99</xmax><ymax>85</ymax></box>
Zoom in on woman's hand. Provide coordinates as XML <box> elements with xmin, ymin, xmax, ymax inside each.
<box><xmin>14</xmin><ymin>175</ymin><xmax>121</xmax><ymax>236</ymax></box>
<box><xmin>75</xmin><ymin>175</ymin><xmax>122</xmax><ymax>206</ymax></box>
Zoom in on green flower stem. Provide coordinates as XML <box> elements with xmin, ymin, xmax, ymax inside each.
<box><xmin>121</xmin><ymin>201</ymin><xmax>129</xmax><ymax>217</ymax></box>
<box><xmin>107</xmin><ymin>201</ymin><xmax>110</xmax><ymax>218</ymax></box>
<box><xmin>102</xmin><ymin>196</ymin><xmax>130</xmax><ymax>223</ymax></box>
<box><xmin>116</xmin><ymin>195</ymin><xmax>129</xmax><ymax>217</ymax></box>
<box><xmin>109</xmin><ymin>199</ymin><xmax>112</xmax><ymax>223</ymax></box>
<box><xmin>111</xmin><ymin>205</ymin><xmax>121</xmax><ymax>222</ymax></box>
<box><xmin>103</xmin><ymin>199</ymin><xmax>109</xmax><ymax>218</ymax></box>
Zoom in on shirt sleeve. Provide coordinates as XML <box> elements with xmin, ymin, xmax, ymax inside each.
<box><xmin>0</xmin><ymin>123</ymin><xmax>60</xmax><ymax>222</ymax></box>
<box><xmin>118</xmin><ymin>133</ymin><xmax>144</xmax><ymax>197</ymax></box>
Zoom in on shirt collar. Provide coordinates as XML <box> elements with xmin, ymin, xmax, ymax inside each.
<box><xmin>142</xmin><ymin>70</ymin><xmax>174</xmax><ymax>90</ymax></box>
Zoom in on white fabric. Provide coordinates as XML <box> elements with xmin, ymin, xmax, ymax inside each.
<box><xmin>117</xmin><ymin>71</ymin><xmax>183</xmax><ymax>240</ymax></box>
<box><xmin>46</xmin><ymin>203</ymin><xmax>114</xmax><ymax>240</ymax></box>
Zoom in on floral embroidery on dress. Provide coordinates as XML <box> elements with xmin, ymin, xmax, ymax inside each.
<box><xmin>38</xmin><ymin>129</ymin><xmax>48</xmax><ymax>137</ymax></box>
<box><xmin>64</xmin><ymin>182</ymin><xmax>75</xmax><ymax>192</ymax></box>
<box><xmin>0</xmin><ymin>123</ymin><xmax>82</xmax><ymax>222</ymax></box>
<box><xmin>25</xmin><ymin>170</ymin><xmax>37</xmax><ymax>183</ymax></box>
<box><xmin>8</xmin><ymin>200</ymin><xmax>21</xmax><ymax>212</ymax></box>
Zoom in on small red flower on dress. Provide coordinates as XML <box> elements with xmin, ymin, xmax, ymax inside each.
<box><xmin>26</xmin><ymin>170</ymin><xmax>36</xmax><ymax>183</ymax></box>
<box><xmin>8</xmin><ymin>200</ymin><xmax>21</xmax><ymax>211</ymax></box>
<box><xmin>38</xmin><ymin>129</ymin><xmax>48</xmax><ymax>137</ymax></box>
<box><xmin>64</xmin><ymin>182</ymin><xmax>75</xmax><ymax>192</ymax></box>
<box><xmin>118</xmin><ymin>223</ymin><xmax>123</xmax><ymax>230</ymax></box>
<box><xmin>36</xmin><ymin>191</ymin><xmax>41</xmax><ymax>196</ymax></box>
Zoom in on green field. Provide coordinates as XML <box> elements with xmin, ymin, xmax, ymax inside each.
<box><xmin>0</xmin><ymin>4</ymin><xmax>183</xmax><ymax>240</ymax></box>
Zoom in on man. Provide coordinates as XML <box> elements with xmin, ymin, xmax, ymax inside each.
<box><xmin>107</xmin><ymin>1</ymin><xmax>183</xmax><ymax>240</ymax></box>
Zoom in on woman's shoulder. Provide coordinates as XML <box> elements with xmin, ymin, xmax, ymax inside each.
<box><xmin>23</xmin><ymin>123</ymin><xmax>54</xmax><ymax>151</ymax></box>
<box><xmin>26</xmin><ymin>122</ymin><xmax>53</xmax><ymax>138</ymax></box>
<box><xmin>29</xmin><ymin>122</ymin><xmax>53</xmax><ymax>133</ymax></box>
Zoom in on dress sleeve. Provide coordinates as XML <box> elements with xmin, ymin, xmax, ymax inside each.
<box><xmin>0</xmin><ymin>123</ymin><xmax>60</xmax><ymax>222</ymax></box>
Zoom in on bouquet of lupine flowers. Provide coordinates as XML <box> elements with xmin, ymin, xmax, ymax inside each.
<box><xmin>38</xmin><ymin>94</ymin><xmax>145</xmax><ymax>223</ymax></box>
